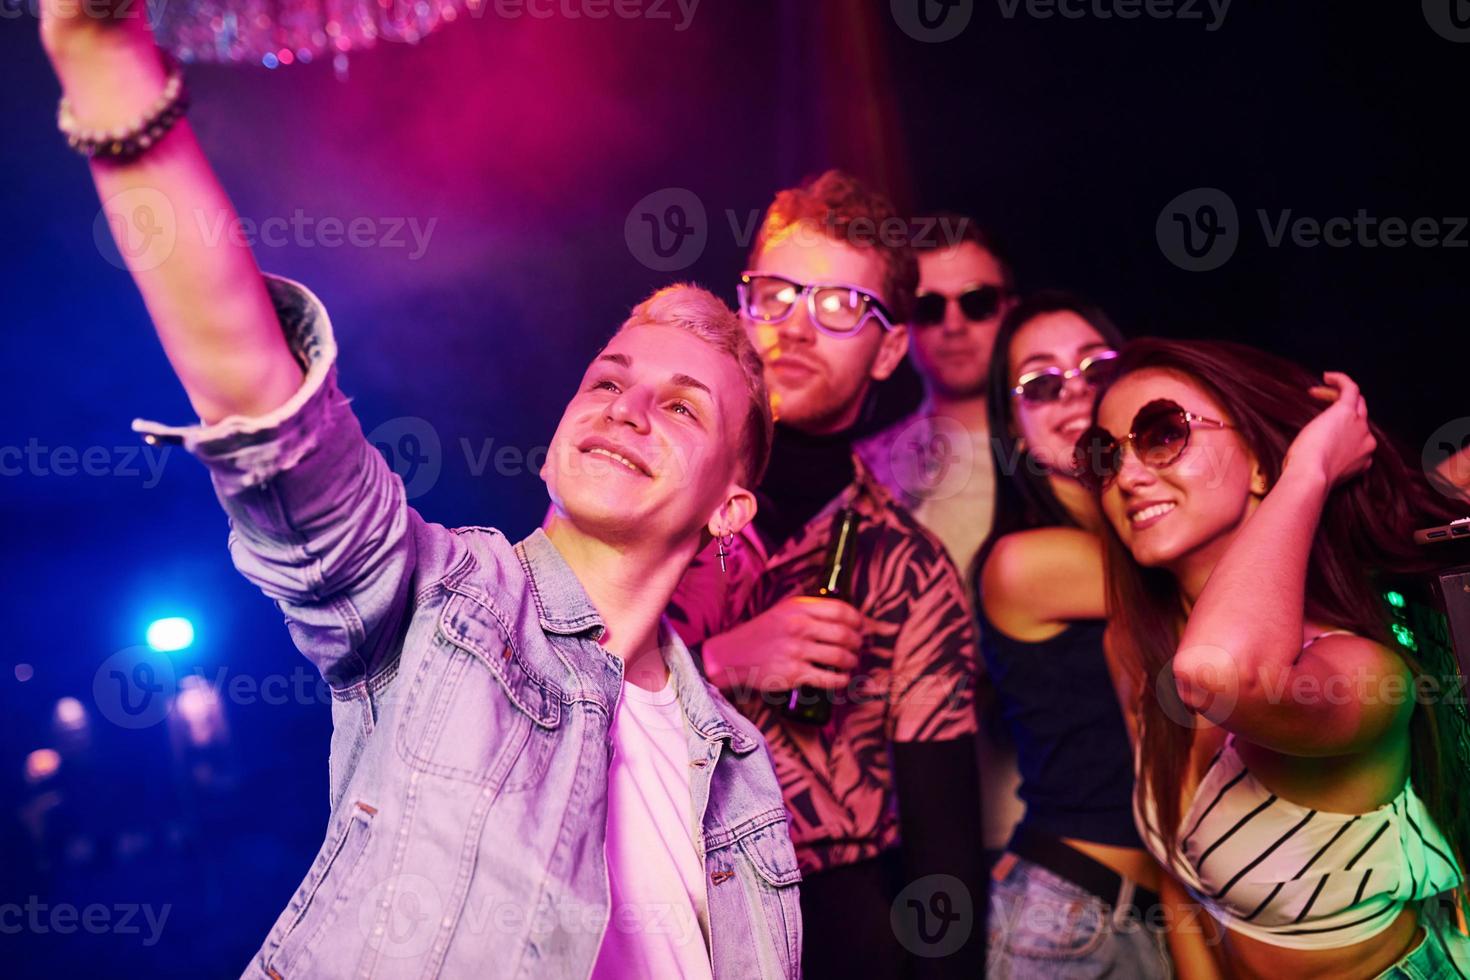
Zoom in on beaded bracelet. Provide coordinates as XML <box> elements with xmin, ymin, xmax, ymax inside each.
<box><xmin>57</xmin><ymin>49</ymin><xmax>190</xmax><ymax>162</ymax></box>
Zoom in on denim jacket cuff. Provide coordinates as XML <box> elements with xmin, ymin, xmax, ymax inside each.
<box><xmin>130</xmin><ymin>272</ymin><xmax>342</xmax><ymax>496</ymax></box>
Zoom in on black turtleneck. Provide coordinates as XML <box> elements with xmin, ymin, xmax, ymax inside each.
<box><xmin>752</xmin><ymin>423</ymin><xmax>857</xmax><ymax>553</ymax></box>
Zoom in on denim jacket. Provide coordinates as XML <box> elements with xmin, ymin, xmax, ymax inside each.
<box><xmin>133</xmin><ymin>273</ymin><xmax>802</xmax><ymax>980</ymax></box>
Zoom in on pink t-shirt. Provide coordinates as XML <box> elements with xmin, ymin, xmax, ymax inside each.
<box><xmin>591</xmin><ymin>670</ymin><xmax>713</xmax><ymax>979</ymax></box>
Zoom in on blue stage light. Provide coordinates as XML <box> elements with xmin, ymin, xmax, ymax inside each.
<box><xmin>146</xmin><ymin>617</ymin><xmax>195</xmax><ymax>652</ymax></box>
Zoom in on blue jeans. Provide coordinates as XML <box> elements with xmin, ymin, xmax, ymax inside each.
<box><xmin>1375</xmin><ymin>898</ymin><xmax>1470</xmax><ymax>979</ymax></box>
<box><xmin>987</xmin><ymin>854</ymin><xmax>1172</xmax><ymax>979</ymax></box>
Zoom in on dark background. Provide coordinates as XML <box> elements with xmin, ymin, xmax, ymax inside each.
<box><xmin>2</xmin><ymin>1</ymin><xmax>1465</xmax><ymax>974</ymax></box>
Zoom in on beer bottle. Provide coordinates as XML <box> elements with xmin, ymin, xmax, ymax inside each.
<box><xmin>781</xmin><ymin>507</ymin><xmax>860</xmax><ymax>726</ymax></box>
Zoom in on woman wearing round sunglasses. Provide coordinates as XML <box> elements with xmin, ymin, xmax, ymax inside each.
<box><xmin>974</xmin><ymin>292</ymin><xmax>1173</xmax><ymax>978</ymax></box>
<box><xmin>1079</xmin><ymin>339</ymin><xmax>1470</xmax><ymax>978</ymax></box>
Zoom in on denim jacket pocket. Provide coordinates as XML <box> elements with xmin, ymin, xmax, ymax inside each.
<box><xmin>261</xmin><ymin>799</ymin><xmax>377</xmax><ymax>977</ymax></box>
<box><xmin>394</xmin><ymin>594</ymin><xmax>562</xmax><ymax>787</ymax></box>
<box><xmin>716</xmin><ymin>811</ymin><xmax>803</xmax><ymax>976</ymax></box>
<box><xmin>734</xmin><ymin>818</ymin><xmax>803</xmax><ymax>888</ymax></box>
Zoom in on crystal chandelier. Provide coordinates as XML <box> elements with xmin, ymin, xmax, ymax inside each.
<box><xmin>149</xmin><ymin>0</ymin><xmax>479</xmax><ymax>76</ymax></box>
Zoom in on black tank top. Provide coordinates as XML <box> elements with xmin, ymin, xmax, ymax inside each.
<box><xmin>975</xmin><ymin>604</ymin><xmax>1142</xmax><ymax>849</ymax></box>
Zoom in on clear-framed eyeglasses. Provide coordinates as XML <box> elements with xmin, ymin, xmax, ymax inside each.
<box><xmin>737</xmin><ymin>272</ymin><xmax>899</xmax><ymax>339</ymax></box>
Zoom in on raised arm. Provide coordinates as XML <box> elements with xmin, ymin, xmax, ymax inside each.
<box><xmin>41</xmin><ymin>3</ymin><xmax>302</xmax><ymax>424</ymax></box>
<box><xmin>1172</xmin><ymin>374</ymin><xmax>1409</xmax><ymax>755</ymax></box>
<box><xmin>41</xmin><ymin>9</ymin><xmax>448</xmax><ymax>688</ymax></box>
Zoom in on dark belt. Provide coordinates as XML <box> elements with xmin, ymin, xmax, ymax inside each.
<box><xmin>1004</xmin><ymin>824</ymin><xmax>1162</xmax><ymax>922</ymax></box>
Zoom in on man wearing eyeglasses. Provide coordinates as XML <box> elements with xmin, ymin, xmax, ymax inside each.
<box><xmin>854</xmin><ymin>217</ymin><xmax>1027</xmax><ymax>875</ymax></box>
<box><xmin>667</xmin><ymin>172</ymin><xmax>986</xmax><ymax>979</ymax></box>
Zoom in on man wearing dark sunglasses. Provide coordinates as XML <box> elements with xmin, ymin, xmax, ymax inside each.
<box><xmin>855</xmin><ymin>217</ymin><xmax>1025</xmax><ymax>873</ymax></box>
<box><xmin>667</xmin><ymin>172</ymin><xmax>987</xmax><ymax>979</ymax></box>
<box><xmin>857</xmin><ymin>215</ymin><xmax>1014</xmax><ymax>579</ymax></box>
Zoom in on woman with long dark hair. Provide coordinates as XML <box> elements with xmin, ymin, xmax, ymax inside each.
<box><xmin>1083</xmin><ymin>338</ymin><xmax>1470</xmax><ymax>978</ymax></box>
<box><xmin>975</xmin><ymin>292</ymin><xmax>1172</xmax><ymax>977</ymax></box>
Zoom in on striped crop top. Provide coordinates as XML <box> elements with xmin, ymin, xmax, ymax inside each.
<box><xmin>1134</xmin><ymin>633</ymin><xmax>1465</xmax><ymax>950</ymax></box>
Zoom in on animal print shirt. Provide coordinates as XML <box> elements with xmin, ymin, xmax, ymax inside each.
<box><xmin>667</xmin><ymin>456</ymin><xmax>979</xmax><ymax>875</ymax></box>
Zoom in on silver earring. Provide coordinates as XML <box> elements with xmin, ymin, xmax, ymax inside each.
<box><xmin>716</xmin><ymin>530</ymin><xmax>733</xmax><ymax>573</ymax></box>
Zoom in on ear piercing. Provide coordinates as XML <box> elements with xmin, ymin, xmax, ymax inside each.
<box><xmin>716</xmin><ymin>529</ymin><xmax>734</xmax><ymax>573</ymax></box>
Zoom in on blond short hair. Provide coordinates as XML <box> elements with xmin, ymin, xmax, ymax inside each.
<box><xmin>618</xmin><ymin>284</ymin><xmax>774</xmax><ymax>487</ymax></box>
